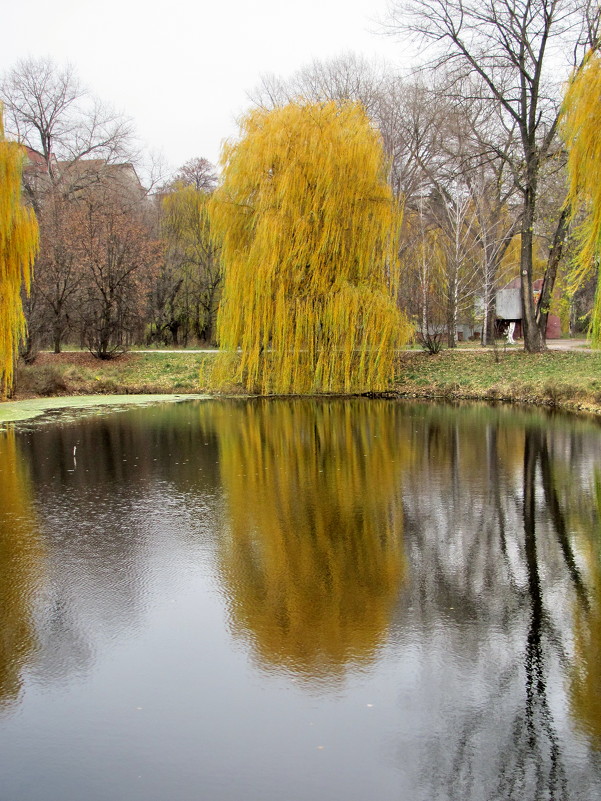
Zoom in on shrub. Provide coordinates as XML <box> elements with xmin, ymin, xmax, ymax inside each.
<box><xmin>16</xmin><ymin>364</ymin><xmax>68</xmax><ymax>396</ymax></box>
<box><xmin>416</xmin><ymin>330</ymin><xmax>445</xmax><ymax>355</ymax></box>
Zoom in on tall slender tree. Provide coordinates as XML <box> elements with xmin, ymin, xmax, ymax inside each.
<box><xmin>209</xmin><ymin>101</ymin><xmax>412</xmax><ymax>394</ymax></box>
<box><xmin>0</xmin><ymin>108</ymin><xmax>38</xmax><ymax>396</ymax></box>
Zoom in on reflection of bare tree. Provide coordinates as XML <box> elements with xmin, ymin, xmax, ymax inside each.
<box><xmin>201</xmin><ymin>399</ymin><xmax>409</xmax><ymax>688</ymax></box>
<box><xmin>400</xmin><ymin>405</ymin><xmax>601</xmax><ymax>800</ymax></box>
<box><xmin>493</xmin><ymin>428</ymin><xmax>567</xmax><ymax>800</ymax></box>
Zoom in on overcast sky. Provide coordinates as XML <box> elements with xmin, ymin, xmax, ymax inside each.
<box><xmin>2</xmin><ymin>0</ymin><xmax>409</xmax><ymax>174</ymax></box>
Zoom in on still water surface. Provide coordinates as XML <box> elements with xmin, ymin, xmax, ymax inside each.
<box><xmin>0</xmin><ymin>398</ymin><xmax>600</xmax><ymax>800</ymax></box>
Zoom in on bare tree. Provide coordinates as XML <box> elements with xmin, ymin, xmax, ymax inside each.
<box><xmin>386</xmin><ymin>0</ymin><xmax>600</xmax><ymax>352</ymax></box>
<box><xmin>0</xmin><ymin>58</ymin><xmax>143</xmax><ymax>353</ymax></box>
<box><xmin>34</xmin><ymin>193</ymin><xmax>86</xmax><ymax>353</ymax></box>
<box><xmin>432</xmin><ymin>185</ymin><xmax>483</xmax><ymax>346</ymax></box>
<box><xmin>252</xmin><ymin>53</ymin><xmax>387</xmax><ymax>114</ymax></box>
<box><xmin>75</xmin><ymin>175</ymin><xmax>159</xmax><ymax>358</ymax></box>
<box><xmin>443</xmin><ymin>88</ymin><xmax>522</xmax><ymax>345</ymax></box>
<box><xmin>170</xmin><ymin>157</ymin><xmax>218</xmax><ymax>193</ymax></box>
<box><xmin>390</xmin><ymin>77</ymin><xmax>520</xmax><ymax>345</ymax></box>
<box><xmin>0</xmin><ymin>57</ymin><xmax>135</xmax><ymax>196</ymax></box>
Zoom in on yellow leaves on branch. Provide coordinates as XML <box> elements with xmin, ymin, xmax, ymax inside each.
<box><xmin>208</xmin><ymin>101</ymin><xmax>412</xmax><ymax>394</ymax></box>
<box><xmin>162</xmin><ymin>183</ymin><xmax>211</xmax><ymax>249</ymax></box>
<box><xmin>0</xmin><ymin>109</ymin><xmax>38</xmax><ymax>396</ymax></box>
<box><xmin>561</xmin><ymin>50</ymin><xmax>601</xmax><ymax>345</ymax></box>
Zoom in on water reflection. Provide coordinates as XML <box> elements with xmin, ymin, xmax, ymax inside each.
<box><xmin>401</xmin><ymin>406</ymin><xmax>601</xmax><ymax>800</ymax></box>
<box><xmin>200</xmin><ymin>400</ymin><xmax>408</xmax><ymax>685</ymax></box>
<box><xmin>10</xmin><ymin>405</ymin><xmax>223</xmax><ymax>687</ymax></box>
<box><xmin>570</xmin><ymin>471</ymin><xmax>601</xmax><ymax>751</ymax></box>
<box><xmin>0</xmin><ymin>430</ymin><xmax>42</xmax><ymax>709</ymax></box>
<box><xmin>0</xmin><ymin>400</ymin><xmax>600</xmax><ymax>801</ymax></box>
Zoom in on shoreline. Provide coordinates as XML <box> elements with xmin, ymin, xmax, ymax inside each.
<box><xmin>2</xmin><ymin>347</ymin><xmax>600</xmax><ymax>422</ymax></box>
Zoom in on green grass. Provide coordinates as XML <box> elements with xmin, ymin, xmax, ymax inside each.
<box><xmin>7</xmin><ymin>348</ymin><xmax>601</xmax><ymax>416</ymax></box>
<box><xmin>395</xmin><ymin>350</ymin><xmax>601</xmax><ymax>412</ymax></box>
<box><xmin>15</xmin><ymin>352</ymin><xmax>214</xmax><ymax>397</ymax></box>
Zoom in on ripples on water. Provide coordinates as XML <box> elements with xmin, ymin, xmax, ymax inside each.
<box><xmin>0</xmin><ymin>398</ymin><xmax>600</xmax><ymax>801</ymax></box>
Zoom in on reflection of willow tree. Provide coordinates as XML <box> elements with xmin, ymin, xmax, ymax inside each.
<box><xmin>200</xmin><ymin>400</ymin><xmax>408</xmax><ymax>685</ymax></box>
<box><xmin>570</xmin><ymin>471</ymin><xmax>601</xmax><ymax>750</ymax></box>
<box><xmin>0</xmin><ymin>430</ymin><xmax>42</xmax><ymax>709</ymax></box>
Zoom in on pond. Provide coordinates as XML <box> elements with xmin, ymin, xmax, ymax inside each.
<box><xmin>0</xmin><ymin>398</ymin><xmax>600</xmax><ymax>801</ymax></box>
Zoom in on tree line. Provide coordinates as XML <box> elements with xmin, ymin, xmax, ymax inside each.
<box><xmin>0</xmin><ymin>57</ymin><xmax>221</xmax><ymax>366</ymax></box>
<box><xmin>2</xmin><ymin>0</ymin><xmax>601</xmax><ymax>395</ymax></box>
<box><xmin>256</xmin><ymin>0</ymin><xmax>601</xmax><ymax>351</ymax></box>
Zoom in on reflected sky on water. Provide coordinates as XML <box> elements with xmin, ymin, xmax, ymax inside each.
<box><xmin>0</xmin><ymin>398</ymin><xmax>600</xmax><ymax>801</ymax></box>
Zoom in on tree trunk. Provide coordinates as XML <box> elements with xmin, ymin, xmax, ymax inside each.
<box><xmin>51</xmin><ymin>300</ymin><xmax>64</xmax><ymax>353</ymax></box>
<box><xmin>53</xmin><ymin>327</ymin><xmax>62</xmax><ymax>354</ymax></box>
<box><xmin>536</xmin><ymin>206</ymin><xmax>570</xmax><ymax>342</ymax></box>
<box><xmin>482</xmin><ymin>281</ymin><xmax>490</xmax><ymax>346</ymax></box>
<box><xmin>447</xmin><ymin>269</ymin><xmax>458</xmax><ymax>348</ymax></box>
<box><xmin>520</xmin><ymin>184</ymin><xmax>544</xmax><ymax>353</ymax></box>
<box><xmin>168</xmin><ymin>321</ymin><xmax>180</xmax><ymax>346</ymax></box>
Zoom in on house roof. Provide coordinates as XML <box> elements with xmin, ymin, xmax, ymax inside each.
<box><xmin>23</xmin><ymin>146</ymin><xmax>49</xmax><ymax>172</ymax></box>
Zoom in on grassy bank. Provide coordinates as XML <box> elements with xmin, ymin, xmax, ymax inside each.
<box><xmin>8</xmin><ymin>348</ymin><xmax>601</xmax><ymax>416</ymax></box>
<box><xmin>395</xmin><ymin>349</ymin><xmax>601</xmax><ymax>414</ymax></box>
<box><xmin>14</xmin><ymin>351</ymin><xmax>209</xmax><ymax>397</ymax></box>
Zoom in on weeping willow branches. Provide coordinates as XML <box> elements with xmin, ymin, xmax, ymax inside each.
<box><xmin>562</xmin><ymin>51</ymin><xmax>601</xmax><ymax>346</ymax></box>
<box><xmin>0</xmin><ymin>108</ymin><xmax>38</xmax><ymax>396</ymax></box>
<box><xmin>208</xmin><ymin>101</ymin><xmax>412</xmax><ymax>394</ymax></box>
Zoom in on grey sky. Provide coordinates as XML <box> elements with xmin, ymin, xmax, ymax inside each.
<box><xmin>2</xmin><ymin>0</ymin><xmax>406</xmax><ymax>173</ymax></box>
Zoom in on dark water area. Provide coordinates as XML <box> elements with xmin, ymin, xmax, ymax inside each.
<box><xmin>0</xmin><ymin>398</ymin><xmax>600</xmax><ymax>801</ymax></box>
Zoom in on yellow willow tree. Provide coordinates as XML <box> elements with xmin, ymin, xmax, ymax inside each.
<box><xmin>208</xmin><ymin>101</ymin><xmax>412</xmax><ymax>394</ymax></box>
<box><xmin>562</xmin><ymin>50</ymin><xmax>601</xmax><ymax>345</ymax></box>
<box><xmin>161</xmin><ymin>184</ymin><xmax>221</xmax><ymax>344</ymax></box>
<box><xmin>0</xmin><ymin>108</ymin><xmax>38</xmax><ymax>396</ymax></box>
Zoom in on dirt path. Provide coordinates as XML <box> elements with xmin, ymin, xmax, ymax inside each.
<box><xmin>41</xmin><ymin>340</ymin><xmax>591</xmax><ymax>357</ymax></box>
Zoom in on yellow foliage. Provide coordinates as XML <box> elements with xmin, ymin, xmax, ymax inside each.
<box><xmin>208</xmin><ymin>101</ymin><xmax>412</xmax><ymax>394</ymax></box>
<box><xmin>162</xmin><ymin>183</ymin><xmax>212</xmax><ymax>252</ymax></box>
<box><xmin>161</xmin><ymin>184</ymin><xmax>220</xmax><ymax>339</ymax></box>
<box><xmin>201</xmin><ymin>400</ymin><xmax>408</xmax><ymax>686</ymax></box>
<box><xmin>498</xmin><ymin>234</ymin><xmax>519</xmax><ymax>274</ymax></box>
<box><xmin>0</xmin><ymin>108</ymin><xmax>39</xmax><ymax>396</ymax></box>
<box><xmin>401</xmin><ymin>213</ymin><xmax>447</xmax><ymax>284</ymax></box>
<box><xmin>561</xmin><ymin>51</ymin><xmax>601</xmax><ymax>345</ymax></box>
